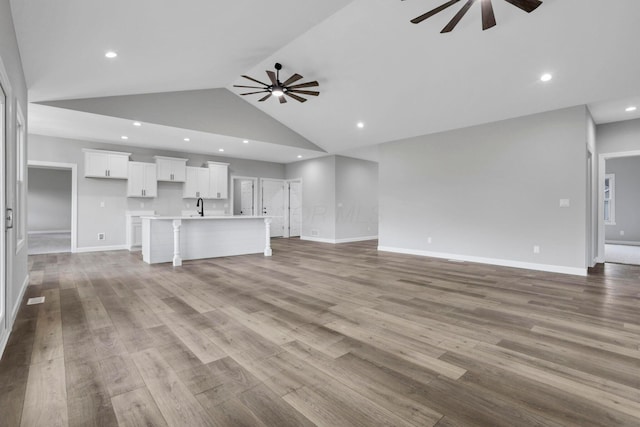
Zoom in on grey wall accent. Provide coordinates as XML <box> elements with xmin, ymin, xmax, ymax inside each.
<box><xmin>605</xmin><ymin>156</ymin><xmax>640</xmax><ymax>242</ymax></box>
<box><xmin>233</xmin><ymin>181</ymin><xmax>242</xmax><ymax>215</ymax></box>
<box><xmin>1</xmin><ymin>0</ymin><xmax>29</xmax><ymax>354</ymax></box>
<box><xmin>39</xmin><ymin>88</ymin><xmax>325</xmax><ymax>152</ymax></box>
<box><xmin>597</xmin><ymin>118</ymin><xmax>640</xmax><ymax>154</ymax></box>
<box><xmin>27</xmin><ymin>168</ymin><xmax>72</xmax><ymax>232</ymax></box>
<box><xmin>335</xmin><ymin>156</ymin><xmax>378</xmax><ymax>240</ymax></box>
<box><xmin>28</xmin><ymin>134</ymin><xmax>285</xmax><ymax>249</ymax></box>
<box><xmin>286</xmin><ymin>156</ymin><xmax>336</xmax><ymax>240</ymax></box>
<box><xmin>378</xmin><ymin>105</ymin><xmax>589</xmax><ymax>269</ymax></box>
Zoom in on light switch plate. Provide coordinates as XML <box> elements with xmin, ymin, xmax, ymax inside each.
<box><xmin>559</xmin><ymin>199</ymin><xmax>570</xmax><ymax>207</ymax></box>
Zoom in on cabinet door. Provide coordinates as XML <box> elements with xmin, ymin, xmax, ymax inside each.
<box><xmin>127</xmin><ymin>163</ymin><xmax>145</xmax><ymax>197</ymax></box>
<box><xmin>171</xmin><ymin>161</ymin><xmax>187</xmax><ymax>182</ymax></box>
<box><xmin>108</xmin><ymin>154</ymin><xmax>130</xmax><ymax>178</ymax></box>
<box><xmin>208</xmin><ymin>163</ymin><xmax>228</xmax><ymax>199</ymax></box>
<box><xmin>85</xmin><ymin>151</ymin><xmax>109</xmax><ymax>177</ymax></box>
<box><xmin>155</xmin><ymin>158</ymin><xmax>173</xmax><ymax>181</ymax></box>
<box><xmin>197</xmin><ymin>168</ymin><xmax>211</xmax><ymax>198</ymax></box>
<box><xmin>144</xmin><ymin>163</ymin><xmax>158</xmax><ymax>197</ymax></box>
<box><xmin>183</xmin><ymin>167</ymin><xmax>199</xmax><ymax>198</ymax></box>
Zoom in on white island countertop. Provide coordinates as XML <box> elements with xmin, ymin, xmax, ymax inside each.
<box><xmin>141</xmin><ymin>215</ymin><xmax>274</xmax><ymax>266</ymax></box>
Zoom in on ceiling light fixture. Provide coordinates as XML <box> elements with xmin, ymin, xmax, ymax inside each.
<box><xmin>357</xmin><ymin>122</ymin><xmax>365</xmax><ymax>129</ymax></box>
<box><xmin>121</xmin><ymin>136</ymin><xmax>128</xmax><ymax>140</ymax></box>
<box><xmin>626</xmin><ymin>106</ymin><xmax>637</xmax><ymax>112</ymax></box>
<box><xmin>105</xmin><ymin>51</ymin><xmax>118</xmax><ymax>59</ymax></box>
<box><xmin>184</xmin><ymin>138</ymin><xmax>190</xmax><ymax>142</ymax></box>
<box><xmin>133</xmin><ymin>122</ymin><xmax>142</xmax><ymax>127</ymax></box>
<box><xmin>297</xmin><ymin>155</ymin><xmax>303</xmax><ymax>159</ymax></box>
<box><xmin>219</xmin><ymin>149</ymin><xmax>225</xmax><ymax>152</ymax></box>
<box><xmin>234</xmin><ymin>63</ymin><xmax>320</xmax><ymax>104</ymax></box>
<box><xmin>271</xmin><ymin>87</ymin><xmax>285</xmax><ymax>97</ymax></box>
<box><xmin>243</xmin><ymin>140</ymin><xmax>249</xmax><ymax>144</ymax></box>
<box><xmin>540</xmin><ymin>73</ymin><xmax>553</xmax><ymax>82</ymax></box>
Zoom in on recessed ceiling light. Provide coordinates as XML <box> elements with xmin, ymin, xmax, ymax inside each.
<box><xmin>626</xmin><ymin>106</ymin><xmax>637</xmax><ymax>112</ymax></box>
<box><xmin>218</xmin><ymin>148</ymin><xmax>225</xmax><ymax>152</ymax></box>
<box><xmin>297</xmin><ymin>155</ymin><xmax>303</xmax><ymax>159</ymax></box>
<box><xmin>540</xmin><ymin>73</ymin><xmax>553</xmax><ymax>82</ymax></box>
<box><xmin>121</xmin><ymin>136</ymin><xmax>128</xmax><ymax>140</ymax></box>
<box><xmin>357</xmin><ymin>122</ymin><xmax>365</xmax><ymax>129</ymax></box>
<box><xmin>132</xmin><ymin>122</ymin><xmax>142</xmax><ymax>127</ymax></box>
<box><xmin>243</xmin><ymin>140</ymin><xmax>249</xmax><ymax>144</ymax></box>
<box><xmin>105</xmin><ymin>51</ymin><xmax>118</xmax><ymax>59</ymax></box>
<box><xmin>184</xmin><ymin>138</ymin><xmax>190</xmax><ymax>142</ymax></box>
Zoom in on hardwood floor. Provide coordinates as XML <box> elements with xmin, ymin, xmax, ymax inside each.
<box><xmin>1</xmin><ymin>238</ymin><xmax>640</xmax><ymax>426</ymax></box>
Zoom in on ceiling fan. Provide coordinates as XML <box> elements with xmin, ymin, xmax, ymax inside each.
<box><xmin>404</xmin><ymin>0</ymin><xmax>542</xmax><ymax>33</ymax></box>
<box><xmin>234</xmin><ymin>63</ymin><xmax>320</xmax><ymax>104</ymax></box>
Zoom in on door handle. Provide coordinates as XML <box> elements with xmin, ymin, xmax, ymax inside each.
<box><xmin>6</xmin><ymin>208</ymin><xmax>13</xmax><ymax>229</ymax></box>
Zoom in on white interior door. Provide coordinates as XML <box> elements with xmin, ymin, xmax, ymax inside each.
<box><xmin>288</xmin><ymin>181</ymin><xmax>302</xmax><ymax>237</ymax></box>
<box><xmin>261</xmin><ymin>179</ymin><xmax>285</xmax><ymax>237</ymax></box>
<box><xmin>240</xmin><ymin>180</ymin><xmax>254</xmax><ymax>215</ymax></box>
<box><xmin>0</xmin><ymin>81</ymin><xmax>6</xmax><ymax>335</ymax></box>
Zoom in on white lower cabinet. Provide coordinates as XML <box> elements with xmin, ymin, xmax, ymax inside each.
<box><xmin>183</xmin><ymin>166</ymin><xmax>210</xmax><ymax>198</ymax></box>
<box><xmin>127</xmin><ymin>162</ymin><xmax>157</xmax><ymax>198</ymax></box>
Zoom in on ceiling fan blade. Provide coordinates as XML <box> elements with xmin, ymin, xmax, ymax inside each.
<box><xmin>503</xmin><ymin>0</ymin><xmax>542</xmax><ymax>13</ymax></box>
<box><xmin>411</xmin><ymin>0</ymin><xmax>461</xmax><ymax>24</ymax></box>
<box><xmin>241</xmin><ymin>75</ymin><xmax>269</xmax><ymax>86</ymax></box>
<box><xmin>287</xmin><ymin>81</ymin><xmax>319</xmax><ymax>89</ymax></box>
<box><xmin>266</xmin><ymin>70</ymin><xmax>278</xmax><ymax>86</ymax></box>
<box><xmin>288</xmin><ymin>89</ymin><xmax>319</xmax><ymax>96</ymax></box>
<box><xmin>285</xmin><ymin>92</ymin><xmax>307</xmax><ymax>103</ymax></box>
<box><xmin>282</xmin><ymin>73</ymin><xmax>303</xmax><ymax>87</ymax></box>
<box><xmin>258</xmin><ymin>94</ymin><xmax>272</xmax><ymax>102</ymax></box>
<box><xmin>481</xmin><ymin>0</ymin><xmax>496</xmax><ymax>30</ymax></box>
<box><xmin>279</xmin><ymin>95</ymin><xmax>287</xmax><ymax>104</ymax></box>
<box><xmin>233</xmin><ymin>85</ymin><xmax>267</xmax><ymax>89</ymax></box>
<box><xmin>240</xmin><ymin>90</ymin><xmax>269</xmax><ymax>96</ymax></box>
<box><xmin>441</xmin><ymin>0</ymin><xmax>476</xmax><ymax>33</ymax></box>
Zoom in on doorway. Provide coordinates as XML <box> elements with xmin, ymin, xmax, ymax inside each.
<box><xmin>27</xmin><ymin>161</ymin><xmax>78</xmax><ymax>254</ymax></box>
<box><xmin>261</xmin><ymin>178</ymin><xmax>285</xmax><ymax>237</ymax></box>
<box><xmin>286</xmin><ymin>179</ymin><xmax>302</xmax><ymax>238</ymax></box>
<box><xmin>230</xmin><ymin>176</ymin><xmax>258</xmax><ymax>216</ymax></box>
<box><xmin>598</xmin><ymin>152</ymin><xmax>640</xmax><ymax>266</ymax></box>
<box><xmin>1</xmin><ymin>78</ymin><xmax>6</xmax><ymax>340</ymax></box>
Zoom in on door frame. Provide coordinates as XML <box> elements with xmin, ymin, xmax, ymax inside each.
<box><xmin>260</xmin><ymin>178</ymin><xmax>286</xmax><ymax>237</ymax></box>
<box><xmin>229</xmin><ymin>176</ymin><xmax>258</xmax><ymax>216</ymax></box>
<box><xmin>597</xmin><ymin>150</ymin><xmax>640</xmax><ymax>263</ymax></box>
<box><xmin>285</xmin><ymin>178</ymin><xmax>303</xmax><ymax>238</ymax></box>
<box><xmin>27</xmin><ymin>161</ymin><xmax>78</xmax><ymax>253</ymax></box>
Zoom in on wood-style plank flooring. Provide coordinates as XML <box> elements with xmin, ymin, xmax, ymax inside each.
<box><xmin>1</xmin><ymin>238</ymin><xmax>640</xmax><ymax>426</ymax></box>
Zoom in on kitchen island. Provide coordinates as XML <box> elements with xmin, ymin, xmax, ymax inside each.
<box><xmin>141</xmin><ymin>215</ymin><xmax>273</xmax><ymax>266</ymax></box>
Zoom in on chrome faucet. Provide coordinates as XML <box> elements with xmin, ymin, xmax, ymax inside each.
<box><xmin>196</xmin><ymin>197</ymin><xmax>204</xmax><ymax>217</ymax></box>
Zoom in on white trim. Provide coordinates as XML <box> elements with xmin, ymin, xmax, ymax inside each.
<box><xmin>28</xmin><ymin>230</ymin><xmax>71</xmax><ymax>235</ymax></box>
<box><xmin>11</xmin><ymin>275</ymin><xmax>28</xmax><ymax>324</ymax></box>
<box><xmin>605</xmin><ymin>240</ymin><xmax>640</xmax><ymax>246</ymax></box>
<box><xmin>15</xmin><ymin>103</ymin><xmax>26</xmax><ymax>254</ymax></box>
<box><xmin>301</xmin><ymin>235</ymin><xmax>378</xmax><ymax>244</ymax></box>
<box><xmin>285</xmin><ymin>178</ymin><xmax>302</xmax><ymax>238</ymax></box>
<box><xmin>28</xmin><ymin>161</ymin><xmax>78</xmax><ymax>253</ymax></box>
<box><xmin>75</xmin><ymin>244</ymin><xmax>128</xmax><ymax>253</ymax></box>
<box><xmin>0</xmin><ymin>53</ymin><xmax>12</xmax><ymax>353</ymax></box>
<box><xmin>377</xmin><ymin>246</ymin><xmax>588</xmax><ymax>276</ymax></box>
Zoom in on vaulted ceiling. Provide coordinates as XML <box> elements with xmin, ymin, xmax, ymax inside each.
<box><xmin>11</xmin><ymin>0</ymin><xmax>640</xmax><ymax>163</ymax></box>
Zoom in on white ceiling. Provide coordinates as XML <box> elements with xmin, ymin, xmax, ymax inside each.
<box><xmin>12</xmin><ymin>0</ymin><xmax>640</xmax><ymax>163</ymax></box>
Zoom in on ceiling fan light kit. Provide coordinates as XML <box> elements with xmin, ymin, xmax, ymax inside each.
<box><xmin>234</xmin><ymin>63</ymin><xmax>320</xmax><ymax>104</ymax></box>
<box><xmin>405</xmin><ymin>0</ymin><xmax>542</xmax><ymax>33</ymax></box>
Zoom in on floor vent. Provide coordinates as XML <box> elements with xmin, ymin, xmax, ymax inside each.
<box><xmin>27</xmin><ymin>296</ymin><xmax>45</xmax><ymax>305</ymax></box>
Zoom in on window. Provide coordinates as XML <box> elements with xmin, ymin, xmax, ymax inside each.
<box><xmin>604</xmin><ymin>174</ymin><xmax>615</xmax><ymax>225</ymax></box>
<box><xmin>16</xmin><ymin>105</ymin><xmax>26</xmax><ymax>251</ymax></box>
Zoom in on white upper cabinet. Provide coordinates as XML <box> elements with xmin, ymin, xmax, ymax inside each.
<box><xmin>207</xmin><ymin>162</ymin><xmax>229</xmax><ymax>199</ymax></box>
<box><xmin>183</xmin><ymin>166</ymin><xmax>210</xmax><ymax>199</ymax></box>
<box><xmin>83</xmin><ymin>149</ymin><xmax>131</xmax><ymax>179</ymax></box>
<box><xmin>127</xmin><ymin>162</ymin><xmax>157</xmax><ymax>198</ymax></box>
<box><xmin>154</xmin><ymin>156</ymin><xmax>187</xmax><ymax>182</ymax></box>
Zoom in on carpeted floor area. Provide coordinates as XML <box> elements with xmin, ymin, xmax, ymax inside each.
<box><xmin>605</xmin><ymin>243</ymin><xmax>640</xmax><ymax>265</ymax></box>
<box><xmin>27</xmin><ymin>232</ymin><xmax>71</xmax><ymax>255</ymax></box>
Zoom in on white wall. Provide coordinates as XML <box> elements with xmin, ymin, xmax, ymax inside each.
<box><xmin>378</xmin><ymin>106</ymin><xmax>589</xmax><ymax>274</ymax></box>
<box><xmin>335</xmin><ymin>156</ymin><xmax>378</xmax><ymax>240</ymax></box>
<box><xmin>28</xmin><ymin>134</ymin><xmax>286</xmax><ymax>250</ymax></box>
<box><xmin>0</xmin><ymin>0</ymin><xmax>29</xmax><ymax>358</ymax></box>
<box><xmin>597</xmin><ymin>118</ymin><xmax>640</xmax><ymax>154</ymax></box>
<box><xmin>27</xmin><ymin>167</ymin><xmax>72</xmax><ymax>232</ymax></box>
<box><xmin>605</xmin><ymin>156</ymin><xmax>640</xmax><ymax>243</ymax></box>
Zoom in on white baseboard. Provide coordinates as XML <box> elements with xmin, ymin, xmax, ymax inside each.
<box><xmin>28</xmin><ymin>229</ymin><xmax>71</xmax><ymax>235</ymax></box>
<box><xmin>595</xmin><ymin>256</ymin><xmax>605</xmax><ymax>263</ymax></box>
<box><xmin>377</xmin><ymin>246</ymin><xmax>587</xmax><ymax>276</ymax></box>
<box><xmin>301</xmin><ymin>235</ymin><xmax>378</xmax><ymax>244</ymax></box>
<box><xmin>605</xmin><ymin>240</ymin><xmax>640</xmax><ymax>246</ymax></box>
<box><xmin>1</xmin><ymin>274</ymin><xmax>29</xmax><ymax>361</ymax></box>
<box><xmin>74</xmin><ymin>244</ymin><xmax>128</xmax><ymax>253</ymax></box>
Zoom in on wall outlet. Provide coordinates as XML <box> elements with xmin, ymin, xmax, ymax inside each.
<box><xmin>559</xmin><ymin>199</ymin><xmax>570</xmax><ymax>208</ymax></box>
<box><xmin>427</xmin><ymin>237</ymin><xmax>432</xmax><ymax>244</ymax></box>
<box><xmin>186</xmin><ymin>203</ymin><xmax>190</xmax><ymax>208</ymax></box>
<box><xmin>311</xmin><ymin>229</ymin><xmax>319</xmax><ymax>237</ymax></box>
<box><xmin>140</xmin><ymin>202</ymin><xmax>145</xmax><ymax>208</ymax></box>
<box><xmin>223</xmin><ymin>203</ymin><xmax>228</xmax><ymax>208</ymax></box>
<box><xmin>533</xmin><ymin>245</ymin><xmax>540</xmax><ymax>254</ymax></box>
<box><xmin>100</xmin><ymin>201</ymin><xmax>105</xmax><ymax>208</ymax></box>
<box><xmin>98</xmin><ymin>233</ymin><xmax>106</xmax><ymax>241</ymax></box>
<box><xmin>620</xmin><ymin>230</ymin><xmax>625</xmax><ymax>236</ymax></box>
